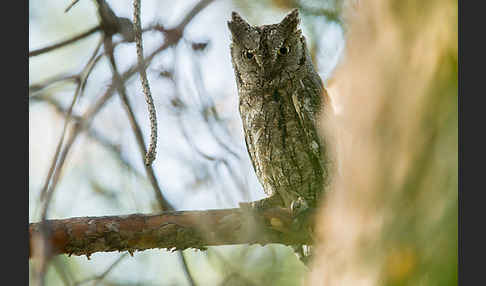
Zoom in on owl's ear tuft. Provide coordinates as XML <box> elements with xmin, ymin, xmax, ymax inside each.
<box><xmin>227</xmin><ymin>12</ymin><xmax>260</xmax><ymax>50</ymax></box>
<box><xmin>231</xmin><ymin>11</ymin><xmax>245</xmax><ymax>23</ymax></box>
<box><xmin>228</xmin><ymin>11</ymin><xmax>251</xmax><ymax>38</ymax></box>
<box><xmin>279</xmin><ymin>9</ymin><xmax>300</xmax><ymax>32</ymax></box>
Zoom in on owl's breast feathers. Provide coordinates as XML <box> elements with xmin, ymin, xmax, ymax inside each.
<box><xmin>240</xmin><ymin>75</ymin><xmax>330</xmax><ymax>208</ymax></box>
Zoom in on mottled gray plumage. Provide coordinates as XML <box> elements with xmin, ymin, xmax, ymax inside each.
<box><xmin>228</xmin><ymin>9</ymin><xmax>332</xmax><ymax>211</ymax></box>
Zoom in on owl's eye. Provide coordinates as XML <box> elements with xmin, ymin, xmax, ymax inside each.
<box><xmin>244</xmin><ymin>51</ymin><xmax>254</xmax><ymax>59</ymax></box>
<box><xmin>278</xmin><ymin>46</ymin><xmax>290</xmax><ymax>55</ymax></box>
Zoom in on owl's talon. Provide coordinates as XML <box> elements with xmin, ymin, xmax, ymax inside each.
<box><xmin>240</xmin><ymin>195</ymin><xmax>285</xmax><ymax>211</ymax></box>
<box><xmin>290</xmin><ymin>204</ymin><xmax>316</xmax><ymax>233</ymax></box>
<box><xmin>290</xmin><ymin>197</ymin><xmax>309</xmax><ymax>217</ymax></box>
<box><xmin>292</xmin><ymin>245</ymin><xmax>313</xmax><ymax>265</ymax></box>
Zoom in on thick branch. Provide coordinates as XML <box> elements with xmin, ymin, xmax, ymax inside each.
<box><xmin>29</xmin><ymin>208</ymin><xmax>312</xmax><ymax>259</ymax></box>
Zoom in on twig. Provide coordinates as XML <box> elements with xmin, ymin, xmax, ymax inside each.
<box><xmin>174</xmin><ymin>0</ymin><xmax>216</xmax><ymax>32</ymax></box>
<box><xmin>180</xmin><ymin>251</ymin><xmax>197</xmax><ymax>286</ymax></box>
<box><xmin>37</xmin><ymin>0</ymin><xmax>211</xmax><ymax>219</ymax></box>
<box><xmin>35</xmin><ymin>39</ymin><xmax>103</xmax><ymax>286</ymax></box>
<box><xmin>31</xmin><ymin>94</ymin><xmax>147</xmax><ymax>182</ymax></box>
<box><xmin>102</xmin><ymin>37</ymin><xmax>196</xmax><ymax>285</ymax></box>
<box><xmin>189</xmin><ymin>48</ymin><xmax>241</xmax><ymax>160</ymax></box>
<box><xmin>169</xmin><ymin>50</ymin><xmax>247</xmax><ymax>202</ymax></box>
<box><xmin>29</xmin><ymin>40</ymin><xmax>128</xmax><ymax>97</ymax></box>
<box><xmin>29</xmin><ymin>74</ymin><xmax>79</xmax><ymax>96</ymax></box>
<box><xmin>189</xmin><ymin>51</ymin><xmax>250</xmax><ymax>198</ymax></box>
<box><xmin>29</xmin><ymin>26</ymin><xmax>101</xmax><ymax>57</ymax></box>
<box><xmin>133</xmin><ymin>0</ymin><xmax>158</xmax><ymax>166</ymax></box>
<box><xmin>74</xmin><ymin>254</ymin><xmax>128</xmax><ymax>286</ymax></box>
<box><xmin>33</xmin><ymin>32</ymin><xmax>178</xmax><ymax>230</ymax></box>
<box><xmin>65</xmin><ymin>0</ymin><xmax>81</xmax><ymax>13</ymax></box>
<box><xmin>52</xmin><ymin>257</ymin><xmax>73</xmax><ymax>286</ymax></box>
<box><xmin>40</xmin><ymin>38</ymin><xmax>104</xmax><ymax>211</ymax></box>
<box><xmin>104</xmin><ymin>35</ymin><xmax>173</xmax><ymax>211</ymax></box>
<box><xmin>208</xmin><ymin>248</ymin><xmax>256</xmax><ymax>286</ymax></box>
<box><xmin>30</xmin><ymin>3</ymin><xmax>218</xmax><ymax>284</ymax></box>
<box><xmin>38</xmin><ymin>82</ymin><xmax>80</xmax><ymax>203</ymax></box>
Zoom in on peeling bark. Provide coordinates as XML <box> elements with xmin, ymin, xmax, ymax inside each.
<box><xmin>29</xmin><ymin>207</ymin><xmax>313</xmax><ymax>259</ymax></box>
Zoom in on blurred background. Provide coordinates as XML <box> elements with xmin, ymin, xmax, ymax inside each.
<box><xmin>29</xmin><ymin>0</ymin><xmax>457</xmax><ymax>285</ymax></box>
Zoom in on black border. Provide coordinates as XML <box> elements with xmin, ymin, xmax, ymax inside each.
<box><xmin>6</xmin><ymin>0</ymin><xmax>28</xmax><ymax>284</ymax></box>
<box><xmin>459</xmin><ymin>0</ymin><xmax>484</xmax><ymax>285</ymax></box>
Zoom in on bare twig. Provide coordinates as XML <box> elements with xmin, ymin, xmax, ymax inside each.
<box><xmin>190</xmin><ymin>51</ymin><xmax>241</xmax><ymax>160</ymax></box>
<box><xmin>64</xmin><ymin>0</ymin><xmax>81</xmax><ymax>13</ymax></box>
<box><xmin>29</xmin><ymin>39</ymin><xmax>128</xmax><ymax>97</ymax></box>
<box><xmin>29</xmin><ymin>74</ymin><xmax>79</xmax><ymax>96</ymax></box>
<box><xmin>33</xmin><ymin>32</ymin><xmax>178</xmax><ymax>229</ymax></box>
<box><xmin>40</xmin><ymin>38</ymin><xmax>104</xmax><ymax>211</ymax></box>
<box><xmin>174</xmin><ymin>0</ymin><xmax>216</xmax><ymax>32</ymax></box>
<box><xmin>167</xmin><ymin>47</ymin><xmax>247</xmax><ymax>203</ymax></box>
<box><xmin>102</xmin><ymin>33</ymin><xmax>197</xmax><ymax>284</ymax></box>
<box><xmin>104</xmin><ymin>35</ymin><xmax>173</xmax><ymax>211</ymax></box>
<box><xmin>176</xmin><ymin>111</ymin><xmax>246</xmax><ymax>199</ymax></box>
<box><xmin>37</xmin><ymin>0</ymin><xmax>212</xmax><ymax>221</ymax></box>
<box><xmin>74</xmin><ymin>254</ymin><xmax>128</xmax><ymax>286</ymax></box>
<box><xmin>29</xmin><ymin>26</ymin><xmax>101</xmax><ymax>57</ymax></box>
<box><xmin>38</xmin><ymin>82</ymin><xmax>80</xmax><ymax>203</ymax></box>
<box><xmin>52</xmin><ymin>257</ymin><xmax>74</xmax><ymax>286</ymax></box>
<box><xmin>208</xmin><ymin>248</ymin><xmax>256</xmax><ymax>286</ymax></box>
<box><xmin>31</xmin><ymin>94</ymin><xmax>148</xmax><ymax>182</ymax></box>
<box><xmin>133</xmin><ymin>0</ymin><xmax>158</xmax><ymax>166</ymax></box>
<box><xmin>180</xmin><ymin>251</ymin><xmax>197</xmax><ymax>286</ymax></box>
<box><xmin>35</xmin><ymin>38</ymin><xmax>103</xmax><ymax>286</ymax></box>
<box><xmin>31</xmin><ymin>2</ymin><xmax>218</xmax><ymax>285</ymax></box>
<box><xmin>189</xmin><ymin>51</ymin><xmax>250</xmax><ymax>197</ymax></box>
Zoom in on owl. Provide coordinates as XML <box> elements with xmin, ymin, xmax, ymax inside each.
<box><xmin>228</xmin><ymin>9</ymin><xmax>333</xmax><ymax>212</ymax></box>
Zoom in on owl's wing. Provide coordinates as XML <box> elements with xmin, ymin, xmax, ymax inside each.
<box><xmin>291</xmin><ymin>77</ymin><xmax>328</xmax><ymax>161</ymax></box>
<box><xmin>291</xmin><ymin>84</ymin><xmax>320</xmax><ymax>129</ymax></box>
<box><xmin>296</xmin><ymin>79</ymin><xmax>336</xmax><ymax>192</ymax></box>
<box><xmin>243</xmin><ymin>129</ymin><xmax>258</xmax><ymax>175</ymax></box>
<box><xmin>240</xmin><ymin>113</ymin><xmax>266</xmax><ymax>187</ymax></box>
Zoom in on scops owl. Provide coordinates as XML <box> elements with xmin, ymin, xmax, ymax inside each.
<box><xmin>228</xmin><ymin>9</ymin><xmax>333</xmax><ymax>212</ymax></box>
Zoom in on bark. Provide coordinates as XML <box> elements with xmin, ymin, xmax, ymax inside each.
<box><xmin>29</xmin><ymin>207</ymin><xmax>313</xmax><ymax>259</ymax></box>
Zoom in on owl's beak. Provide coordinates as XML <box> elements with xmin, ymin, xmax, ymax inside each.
<box><xmin>254</xmin><ymin>54</ymin><xmax>276</xmax><ymax>81</ymax></box>
<box><xmin>255</xmin><ymin>55</ymin><xmax>278</xmax><ymax>81</ymax></box>
<box><xmin>254</xmin><ymin>54</ymin><xmax>264</xmax><ymax>69</ymax></box>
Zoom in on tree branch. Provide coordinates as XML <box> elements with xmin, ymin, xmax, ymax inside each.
<box><xmin>29</xmin><ymin>207</ymin><xmax>311</xmax><ymax>259</ymax></box>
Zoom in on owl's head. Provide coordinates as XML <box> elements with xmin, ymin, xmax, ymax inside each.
<box><xmin>228</xmin><ymin>9</ymin><xmax>310</xmax><ymax>90</ymax></box>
